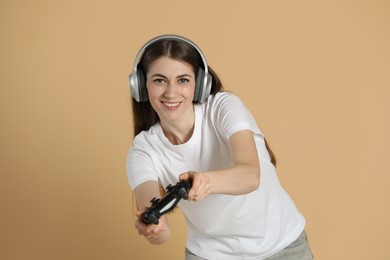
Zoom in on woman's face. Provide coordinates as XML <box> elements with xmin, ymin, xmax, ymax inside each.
<box><xmin>146</xmin><ymin>56</ymin><xmax>196</xmax><ymax>125</ymax></box>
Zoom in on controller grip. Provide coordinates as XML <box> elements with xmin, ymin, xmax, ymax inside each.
<box><xmin>141</xmin><ymin>180</ymin><xmax>192</xmax><ymax>225</ymax></box>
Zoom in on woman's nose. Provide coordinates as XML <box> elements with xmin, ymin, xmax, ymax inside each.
<box><xmin>164</xmin><ymin>83</ymin><xmax>177</xmax><ymax>98</ymax></box>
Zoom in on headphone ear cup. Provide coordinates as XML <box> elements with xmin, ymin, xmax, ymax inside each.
<box><xmin>137</xmin><ymin>67</ymin><xmax>148</xmax><ymax>102</ymax></box>
<box><xmin>194</xmin><ymin>67</ymin><xmax>205</xmax><ymax>102</ymax></box>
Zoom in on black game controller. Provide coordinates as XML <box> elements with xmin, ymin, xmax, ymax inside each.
<box><xmin>142</xmin><ymin>180</ymin><xmax>192</xmax><ymax>225</ymax></box>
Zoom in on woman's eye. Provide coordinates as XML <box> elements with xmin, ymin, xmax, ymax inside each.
<box><xmin>153</xmin><ymin>78</ymin><xmax>166</xmax><ymax>84</ymax></box>
<box><xmin>179</xmin><ymin>78</ymin><xmax>190</xmax><ymax>84</ymax></box>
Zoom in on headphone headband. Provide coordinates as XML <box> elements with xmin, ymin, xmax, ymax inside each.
<box><xmin>129</xmin><ymin>34</ymin><xmax>212</xmax><ymax>102</ymax></box>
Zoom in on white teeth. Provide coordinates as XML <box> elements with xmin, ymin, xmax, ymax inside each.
<box><xmin>164</xmin><ymin>102</ymin><xmax>179</xmax><ymax>107</ymax></box>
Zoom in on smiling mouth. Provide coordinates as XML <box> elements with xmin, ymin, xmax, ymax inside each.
<box><xmin>162</xmin><ymin>101</ymin><xmax>181</xmax><ymax>109</ymax></box>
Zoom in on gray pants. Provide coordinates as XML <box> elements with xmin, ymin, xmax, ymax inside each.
<box><xmin>184</xmin><ymin>230</ymin><xmax>313</xmax><ymax>260</ymax></box>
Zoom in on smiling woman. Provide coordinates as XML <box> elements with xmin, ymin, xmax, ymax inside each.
<box><xmin>129</xmin><ymin>35</ymin><xmax>223</xmax><ymax>137</ymax></box>
<box><xmin>146</xmin><ymin>57</ymin><xmax>196</xmax><ymax>136</ymax></box>
<box><xmin>126</xmin><ymin>34</ymin><xmax>312</xmax><ymax>259</ymax></box>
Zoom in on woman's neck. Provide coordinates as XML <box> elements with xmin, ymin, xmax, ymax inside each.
<box><xmin>160</xmin><ymin>111</ymin><xmax>195</xmax><ymax>145</ymax></box>
<box><xmin>161</xmin><ymin>124</ymin><xmax>194</xmax><ymax>145</ymax></box>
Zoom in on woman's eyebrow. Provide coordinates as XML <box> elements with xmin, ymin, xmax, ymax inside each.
<box><xmin>177</xmin><ymin>74</ymin><xmax>193</xmax><ymax>78</ymax></box>
<box><xmin>150</xmin><ymin>73</ymin><xmax>193</xmax><ymax>78</ymax></box>
<box><xmin>150</xmin><ymin>73</ymin><xmax>167</xmax><ymax>78</ymax></box>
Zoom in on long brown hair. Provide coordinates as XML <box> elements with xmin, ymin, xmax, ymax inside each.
<box><xmin>130</xmin><ymin>38</ymin><xmax>276</xmax><ymax>166</ymax></box>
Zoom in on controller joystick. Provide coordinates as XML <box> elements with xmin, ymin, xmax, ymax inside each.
<box><xmin>177</xmin><ymin>186</ymin><xmax>189</xmax><ymax>200</ymax></box>
<box><xmin>141</xmin><ymin>180</ymin><xmax>192</xmax><ymax>225</ymax></box>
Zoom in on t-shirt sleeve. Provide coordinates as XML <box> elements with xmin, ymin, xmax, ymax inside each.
<box><xmin>212</xmin><ymin>93</ymin><xmax>263</xmax><ymax>139</ymax></box>
<box><xmin>126</xmin><ymin>142</ymin><xmax>158</xmax><ymax>190</ymax></box>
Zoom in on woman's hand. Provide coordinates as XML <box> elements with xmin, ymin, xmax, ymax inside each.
<box><xmin>179</xmin><ymin>171</ymin><xmax>211</xmax><ymax>201</ymax></box>
<box><xmin>134</xmin><ymin>211</ymin><xmax>170</xmax><ymax>244</ymax></box>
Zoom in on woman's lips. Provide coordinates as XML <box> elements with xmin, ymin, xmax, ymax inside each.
<box><xmin>162</xmin><ymin>101</ymin><xmax>181</xmax><ymax>110</ymax></box>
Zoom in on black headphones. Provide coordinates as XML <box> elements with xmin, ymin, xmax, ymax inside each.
<box><xmin>129</xmin><ymin>34</ymin><xmax>212</xmax><ymax>103</ymax></box>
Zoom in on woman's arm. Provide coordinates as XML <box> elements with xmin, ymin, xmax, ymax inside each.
<box><xmin>133</xmin><ymin>181</ymin><xmax>171</xmax><ymax>244</ymax></box>
<box><xmin>180</xmin><ymin>129</ymin><xmax>260</xmax><ymax>200</ymax></box>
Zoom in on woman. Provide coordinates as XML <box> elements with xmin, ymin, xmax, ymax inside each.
<box><xmin>127</xmin><ymin>34</ymin><xmax>313</xmax><ymax>259</ymax></box>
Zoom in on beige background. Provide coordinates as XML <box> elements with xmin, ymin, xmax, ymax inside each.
<box><xmin>1</xmin><ymin>0</ymin><xmax>389</xmax><ymax>259</ymax></box>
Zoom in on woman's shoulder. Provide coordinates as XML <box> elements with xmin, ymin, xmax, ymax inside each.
<box><xmin>206</xmin><ymin>91</ymin><xmax>245</xmax><ymax>109</ymax></box>
<box><xmin>210</xmin><ymin>91</ymin><xmax>237</xmax><ymax>100</ymax></box>
<box><xmin>132</xmin><ymin>124</ymin><xmax>160</xmax><ymax>148</ymax></box>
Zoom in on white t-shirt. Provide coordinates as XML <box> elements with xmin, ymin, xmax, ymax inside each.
<box><xmin>127</xmin><ymin>92</ymin><xmax>305</xmax><ymax>259</ymax></box>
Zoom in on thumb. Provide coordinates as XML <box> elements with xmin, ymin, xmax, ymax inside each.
<box><xmin>179</xmin><ymin>172</ymin><xmax>189</xmax><ymax>181</ymax></box>
<box><xmin>179</xmin><ymin>171</ymin><xmax>194</xmax><ymax>181</ymax></box>
<box><xmin>135</xmin><ymin>211</ymin><xmax>142</xmax><ymax>218</ymax></box>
